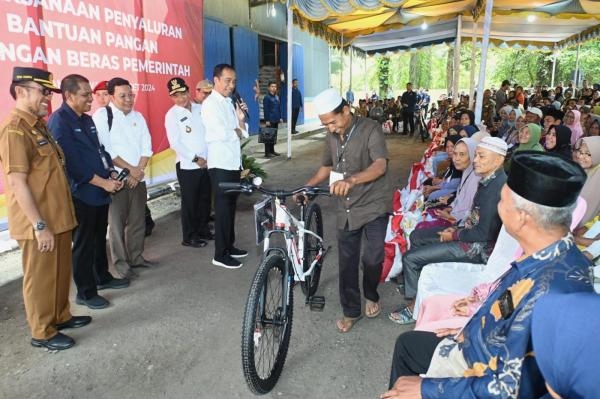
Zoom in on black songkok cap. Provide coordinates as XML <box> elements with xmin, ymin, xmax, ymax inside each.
<box><xmin>12</xmin><ymin>66</ymin><xmax>61</xmax><ymax>93</ymax></box>
<box><xmin>543</xmin><ymin>107</ymin><xmax>565</xmax><ymax>122</ymax></box>
<box><xmin>507</xmin><ymin>151</ymin><xmax>587</xmax><ymax>207</ymax></box>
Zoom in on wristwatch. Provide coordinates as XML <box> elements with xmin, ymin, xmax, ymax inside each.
<box><xmin>34</xmin><ymin>220</ymin><xmax>46</xmax><ymax>231</ymax></box>
<box><xmin>192</xmin><ymin>155</ymin><xmax>199</xmax><ymax>163</ymax></box>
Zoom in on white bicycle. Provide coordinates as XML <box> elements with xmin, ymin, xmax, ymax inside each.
<box><xmin>220</xmin><ymin>179</ymin><xmax>331</xmax><ymax>394</ymax></box>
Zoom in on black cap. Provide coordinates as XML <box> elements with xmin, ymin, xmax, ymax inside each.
<box><xmin>543</xmin><ymin>107</ymin><xmax>565</xmax><ymax>121</ymax></box>
<box><xmin>12</xmin><ymin>67</ymin><xmax>61</xmax><ymax>93</ymax></box>
<box><xmin>507</xmin><ymin>151</ymin><xmax>587</xmax><ymax>207</ymax></box>
<box><xmin>167</xmin><ymin>77</ymin><xmax>188</xmax><ymax>95</ymax></box>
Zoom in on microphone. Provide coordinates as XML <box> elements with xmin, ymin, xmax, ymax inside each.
<box><xmin>116</xmin><ymin>168</ymin><xmax>130</xmax><ymax>181</ymax></box>
<box><xmin>232</xmin><ymin>89</ymin><xmax>250</xmax><ymax>120</ymax></box>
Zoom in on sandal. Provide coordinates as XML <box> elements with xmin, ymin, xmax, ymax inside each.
<box><xmin>388</xmin><ymin>306</ymin><xmax>415</xmax><ymax>325</ymax></box>
<box><xmin>365</xmin><ymin>300</ymin><xmax>381</xmax><ymax>318</ymax></box>
<box><xmin>336</xmin><ymin>315</ymin><xmax>363</xmax><ymax>333</ymax></box>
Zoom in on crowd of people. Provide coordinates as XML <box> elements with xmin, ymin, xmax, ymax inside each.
<box><xmin>2</xmin><ymin>63</ymin><xmax>600</xmax><ymax>397</ymax></box>
<box><xmin>367</xmin><ymin>79</ymin><xmax>600</xmax><ymax>398</ymax></box>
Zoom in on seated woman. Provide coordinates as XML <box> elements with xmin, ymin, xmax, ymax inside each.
<box><xmin>417</xmin><ymin>138</ymin><xmax>480</xmax><ymax>230</ymax></box>
<box><xmin>564</xmin><ymin>109</ymin><xmax>585</xmax><ymax>146</ymax></box>
<box><xmin>459</xmin><ymin>110</ymin><xmax>478</xmax><ymax>132</ymax></box>
<box><xmin>574</xmin><ymin>136</ymin><xmax>600</xmax><ymax>227</ymax></box>
<box><xmin>458</xmin><ymin>125</ymin><xmax>477</xmax><ymax>138</ymax></box>
<box><xmin>422</xmin><ymin>136</ymin><xmax>463</xmax><ymax>201</ymax></box>
<box><xmin>502</xmin><ymin>108</ymin><xmax>522</xmax><ymax>149</ymax></box>
<box><xmin>588</xmin><ymin>118</ymin><xmax>600</xmax><ymax>137</ymax></box>
<box><xmin>544</xmin><ymin>125</ymin><xmax>572</xmax><ymax>159</ymax></box>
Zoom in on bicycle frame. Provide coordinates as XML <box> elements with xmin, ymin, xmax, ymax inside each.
<box><xmin>262</xmin><ymin>196</ymin><xmax>325</xmax><ymax>284</ymax></box>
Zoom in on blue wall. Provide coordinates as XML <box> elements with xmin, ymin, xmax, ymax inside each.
<box><xmin>231</xmin><ymin>26</ymin><xmax>260</xmax><ymax>134</ymax></box>
<box><xmin>203</xmin><ymin>18</ymin><xmax>231</xmax><ymax>80</ymax></box>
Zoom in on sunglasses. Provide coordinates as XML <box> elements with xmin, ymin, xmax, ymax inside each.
<box><xmin>19</xmin><ymin>85</ymin><xmax>53</xmax><ymax>96</ymax></box>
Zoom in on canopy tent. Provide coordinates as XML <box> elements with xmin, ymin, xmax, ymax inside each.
<box><xmin>288</xmin><ymin>0</ymin><xmax>600</xmax><ymax>52</ymax></box>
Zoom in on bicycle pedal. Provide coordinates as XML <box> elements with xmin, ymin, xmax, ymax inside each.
<box><xmin>307</xmin><ymin>295</ymin><xmax>325</xmax><ymax>311</ymax></box>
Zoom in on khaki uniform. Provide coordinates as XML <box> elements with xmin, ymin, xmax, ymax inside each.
<box><xmin>0</xmin><ymin>108</ymin><xmax>77</xmax><ymax>340</ymax></box>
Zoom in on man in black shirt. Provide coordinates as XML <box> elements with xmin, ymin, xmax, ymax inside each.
<box><xmin>400</xmin><ymin>83</ymin><xmax>418</xmax><ymax>135</ymax></box>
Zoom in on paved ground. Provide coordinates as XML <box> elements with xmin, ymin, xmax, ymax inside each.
<box><xmin>0</xmin><ymin>131</ymin><xmax>427</xmax><ymax>399</ymax></box>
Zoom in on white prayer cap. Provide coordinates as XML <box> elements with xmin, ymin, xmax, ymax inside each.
<box><xmin>313</xmin><ymin>88</ymin><xmax>344</xmax><ymax>115</ymax></box>
<box><xmin>527</xmin><ymin>107</ymin><xmax>543</xmax><ymax>119</ymax></box>
<box><xmin>477</xmin><ymin>136</ymin><xmax>508</xmax><ymax>156</ymax></box>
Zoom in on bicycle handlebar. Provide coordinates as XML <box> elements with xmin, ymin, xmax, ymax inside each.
<box><xmin>219</xmin><ymin>181</ymin><xmax>330</xmax><ymax>198</ymax></box>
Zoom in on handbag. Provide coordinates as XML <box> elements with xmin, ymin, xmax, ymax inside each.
<box><xmin>258</xmin><ymin>127</ymin><xmax>277</xmax><ymax>144</ymax></box>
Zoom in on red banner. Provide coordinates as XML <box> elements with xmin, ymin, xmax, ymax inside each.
<box><xmin>0</xmin><ymin>0</ymin><xmax>204</xmax><ymax>229</ymax></box>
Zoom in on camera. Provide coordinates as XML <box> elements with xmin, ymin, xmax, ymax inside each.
<box><xmin>116</xmin><ymin>168</ymin><xmax>130</xmax><ymax>182</ymax></box>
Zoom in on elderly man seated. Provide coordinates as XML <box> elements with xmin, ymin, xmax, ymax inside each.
<box><xmin>390</xmin><ymin>137</ymin><xmax>508</xmax><ymax>325</ymax></box>
<box><xmin>382</xmin><ymin>151</ymin><xmax>592</xmax><ymax>399</ymax></box>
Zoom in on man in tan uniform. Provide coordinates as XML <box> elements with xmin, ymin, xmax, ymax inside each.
<box><xmin>0</xmin><ymin>67</ymin><xmax>89</xmax><ymax>351</ymax></box>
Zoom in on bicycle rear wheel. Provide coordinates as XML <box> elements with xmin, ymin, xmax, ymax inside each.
<box><xmin>301</xmin><ymin>202</ymin><xmax>324</xmax><ymax>297</ymax></box>
<box><xmin>241</xmin><ymin>253</ymin><xmax>293</xmax><ymax>394</ymax></box>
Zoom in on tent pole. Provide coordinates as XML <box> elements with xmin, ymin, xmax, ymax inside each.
<box><xmin>551</xmin><ymin>46</ymin><xmax>557</xmax><ymax>88</ymax></box>
<box><xmin>474</xmin><ymin>0</ymin><xmax>493</xmax><ymax>125</ymax></box>
<box><xmin>575</xmin><ymin>34</ymin><xmax>581</xmax><ymax>86</ymax></box>
<box><xmin>468</xmin><ymin>19</ymin><xmax>478</xmax><ymax>110</ymax></box>
<box><xmin>349</xmin><ymin>46</ymin><xmax>353</xmax><ymax>93</ymax></box>
<box><xmin>364</xmin><ymin>53</ymin><xmax>367</xmax><ymax>99</ymax></box>
<box><xmin>452</xmin><ymin>15</ymin><xmax>462</xmax><ymax>104</ymax></box>
<box><xmin>286</xmin><ymin>3</ymin><xmax>293</xmax><ymax>158</ymax></box>
<box><xmin>340</xmin><ymin>34</ymin><xmax>344</xmax><ymax>96</ymax></box>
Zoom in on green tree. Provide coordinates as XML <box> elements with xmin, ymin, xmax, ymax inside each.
<box><xmin>376</xmin><ymin>56</ymin><xmax>390</xmax><ymax>97</ymax></box>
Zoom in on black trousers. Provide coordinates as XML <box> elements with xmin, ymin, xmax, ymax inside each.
<box><xmin>389</xmin><ymin>331</ymin><xmax>443</xmax><ymax>388</ymax></box>
<box><xmin>72</xmin><ymin>198</ymin><xmax>114</xmax><ymax>299</ymax></box>
<box><xmin>291</xmin><ymin>108</ymin><xmax>300</xmax><ymax>132</ymax></box>
<box><xmin>402</xmin><ymin>110</ymin><xmax>415</xmax><ymax>135</ymax></box>
<box><xmin>403</xmin><ymin>227</ymin><xmax>487</xmax><ymax>299</ymax></box>
<box><xmin>264</xmin><ymin>122</ymin><xmax>278</xmax><ymax>155</ymax></box>
<box><xmin>209</xmin><ymin>168</ymin><xmax>241</xmax><ymax>259</ymax></box>
<box><xmin>337</xmin><ymin>215</ymin><xmax>387</xmax><ymax>318</ymax></box>
<box><xmin>176</xmin><ymin>163</ymin><xmax>211</xmax><ymax>242</ymax></box>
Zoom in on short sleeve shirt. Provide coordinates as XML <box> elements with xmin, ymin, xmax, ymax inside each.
<box><xmin>0</xmin><ymin>108</ymin><xmax>77</xmax><ymax>239</ymax></box>
<box><xmin>322</xmin><ymin>116</ymin><xmax>391</xmax><ymax>230</ymax></box>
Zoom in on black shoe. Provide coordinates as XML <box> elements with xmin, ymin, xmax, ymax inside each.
<box><xmin>75</xmin><ymin>295</ymin><xmax>110</xmax><ymax>309</ymax></box>
<box><xmin>292</xmin><ymin>130</ymin><xmax>299</xmax><ymax>135</ymax></box>
<box><xmin>31</xmin><ymin>332</ymin><xmax>74</xmax><ymax>351</ymax></box>
<box><xmin>196</xmin><ymin>232</ymin><xmax>215</xmax><ymax>240</ymax></box>
<box><xmin>265</xmin><ymin>153</ymin><xmax>275</xmax><ymax>158</ymax></box>
<box><xmin>212</xmin><ymin>256</ymin><xmax>242</xmax><ymax>269</ymax></box>
<box><xmin>97</xmin><ymin>277</ymin><xmax>130</xmax><ymax>290</ymax></box>
<box><xmin>271</xmin><ymin>152</ymin><xmax>281</xmax><ymax>156</ymax></box>
<box><xmin>131</xmin><ymin>259</ymin><xmax>159</xmax><ymax>268</ymax></box>
<box><xmin>228</xmin><ymin>247</ymin><xmax>248</xmax><ymax>258</ymax></box>
<box><xmin>182</xmin><ymin>239</ymin><xmax>207</xmax><ymax>248</ymax></box>
<box><xmin>56</xmin><ymin>315</ymin><xmax>92</xmax><ymax>330</ymax></box>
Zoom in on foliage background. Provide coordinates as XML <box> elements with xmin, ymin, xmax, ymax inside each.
<box><xmin>329</xmin><ymin>39</ymin><xmax>600</xmax><ymax>99</ymax></box>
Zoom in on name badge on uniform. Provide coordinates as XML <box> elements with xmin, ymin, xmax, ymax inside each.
<box><xmin>98</xmin><ymin>148</ymin><xmax>110</xmax><ymax>170</ymax></box>
<box><xmin>329</xmin><ymin>171</ymin><xmax>344</xmax><ymax>185</ymax></box>
<box><xmin>37</xmin><ymin>139</ymin><xmax>49</xmax><ymax>146</ymax></box>
<box><xmin>185</xmin><ymin>126</ymin><xmax>192</xmax><ymax>133</ymax></box>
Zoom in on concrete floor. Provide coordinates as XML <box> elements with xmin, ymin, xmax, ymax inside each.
<box><xmin>0</xmin><ymin>132</ymin><xmax>427</xmax><ymax>399</ymax></box>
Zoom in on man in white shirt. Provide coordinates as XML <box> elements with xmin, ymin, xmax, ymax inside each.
<box><xmin>93</xmin><ymin>77</ymin><xmax>154</xmax><ymax>279</ymax></box>
<box><xmin>201</xmin><ymin>64</ymin><xmax>249</xmax><ymax>269</ymax></box>
<box><xmin>165</xmin><ymin>77</ymin><xmax>212</xmax><ymax>248</ymax></box>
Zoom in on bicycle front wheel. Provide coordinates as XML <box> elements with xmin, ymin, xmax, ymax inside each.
<box><xmin>301</xmin><ymin>202</ymin><xmax>324</xmax><ymax>297</ymax></box>
<box><xmin>241</xmin><ymin>253</ymin><xmax>293</xmax><ymax>394</ymax></box>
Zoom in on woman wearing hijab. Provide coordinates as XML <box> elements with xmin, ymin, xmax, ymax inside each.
<box><xmin>502</xmin><ymin>108</ymin><xmax>522</xmax><ymax>147</ymax></box>
<box><xmin>458</xmin><ymin>125</ymin><xmax>478</xmax><ymax>138</ymax></box>
<box><xmin>544</xmin><ymin>125</ymin><xmax>572</xmax><ymax>159</ymax></box>
<box><xmin>574</xmin><ymin>136</ymin><xmax>600</xmax><ymax>226</ymax></box>
<box><xmin>423</xmin><ymin>136</ymin><xmax>463</xmax><ymax>201</ymax></box>
<box><xmin>532</xmin><ymin>293</ymin><xmax>600</xmax><ymax>399</ymax></box>
<box><xmin>459</xmin><ymin>110</ymin><xmax>478</xmax><ymax>131</ymax></box>
<box><xmin>418</xmin><ymin>138</ymin><xmax>481</xmax><ymax>229</ymax></box>
<box><xmin>564</xmin><ymin>109</ymin><xmax>585</xmax><ymax>146</ymax></box>
<box><xmin>514</xmin><ymin>123</ymin><xmax>544</xmax><ymax>153</ymax></box>
<box><xmin>498</xmin><ymin>106</ymin><xmax>513</xmax><ymax>138</ymax></box>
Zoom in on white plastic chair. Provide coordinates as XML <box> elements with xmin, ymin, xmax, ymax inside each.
<box><xmin>413</xmin><ymin>197</ymin><xmax>588</xmax><ymax>317</ymax></box>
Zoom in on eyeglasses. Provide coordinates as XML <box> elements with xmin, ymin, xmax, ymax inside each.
<box><xmin>574</xmin><ymin>149</ymin><xmax>592</xmax><ymax>157</ymax></box>
<box><xmin>196</xmin><ymin>88</ymin><xmax>211</xmax><ymax>94</ymax></box>
<box><xmin>19</xmin><ymin>85</ymin><xmax>53</xmax><ymax>96</ymax></box>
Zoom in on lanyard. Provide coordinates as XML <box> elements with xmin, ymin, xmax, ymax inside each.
<box><xmin>335</xmin><ymin>122</ymin><xmax>358</xmax><ymax>170</ymax></box>
<box><xmin>456</xmin><ymin>169</ymin><xmax>474</xmax><ymax>195</ymax></box>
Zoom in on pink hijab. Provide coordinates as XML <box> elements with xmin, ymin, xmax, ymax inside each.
<box><xmin>566</xmin><ymin>109</ymin><xmax>584</xmax><ymax>146</ymax></box>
